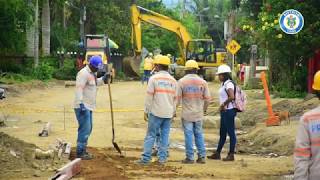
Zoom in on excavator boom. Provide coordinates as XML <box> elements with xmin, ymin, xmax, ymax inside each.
<box><xmin>124</xmin><ymin>3</ymin><xmax>192</xmax><ymax>76</ymax></box>
<box><xmin>124</xmin><ymin>1</ymin><xmax>225</xmax><ymax>79</ymax></box>
<box><xmin>131</xmin><ymin>4</ymin><xmax>191</xmax><ymax>58</ymax></box>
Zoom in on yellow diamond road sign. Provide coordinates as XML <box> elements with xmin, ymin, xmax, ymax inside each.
<box><xmin>226</xmin><ymin>40</ymin><xmax>241</xmax><ymax>55</ymax></box>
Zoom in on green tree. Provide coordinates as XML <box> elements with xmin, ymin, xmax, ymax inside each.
<box><xmin>0</xmin><ymin>0</ymin><xmax>32</xmax><ymax>55</ymax></box>
<box><xmin>235</xmin><ymin>0</ymin><xmax>320</xmax><ymax>92</ymax></box>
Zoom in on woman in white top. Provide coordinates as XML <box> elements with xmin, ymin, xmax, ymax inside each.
<box><xmin>207</xmin><ymin>64</ymin><xmax>237</xmax><ymax>161</ymax></box>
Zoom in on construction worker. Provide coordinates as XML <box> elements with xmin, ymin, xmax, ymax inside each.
<box><xmin>142</xmin><ymin>53</ymin><xmax>154</xmax><ymax>84</ymax></box>
<box><xmin>177</xmin><ymin>60</ymin><xmax>211</xmax><ymax>164</ymax></box>
<box><xmin>207</xmin><ymin>64</ymin><xmax>237</xmax><ymax>161</ymax></box>
<box><xmin>74</xmin><ymin>56</ymin><xmax>109</xmax><ymax>160</ymax></box>
<box><xmin>167</xmin><ymin>54</ymin><xmax>172</xmax><ymax>60</ymax></box>
<box><xmin>150</xmin><ymin>54</ymin><xmax>162</xmax><ymax>76</ymax></box>
<box><xmin>294</xmin><ymin>71</ymin><xmax>320</xmax><ymax>179</ymax></box>
<box><xmin>239</xmin><ymin>63</ymin><xmax>246</xmax><ymax>84</ymax></box>
<box><xmin>136</xmin><ymin>55</ymin><xmax>177</xmax><ymax>165</ymax></box>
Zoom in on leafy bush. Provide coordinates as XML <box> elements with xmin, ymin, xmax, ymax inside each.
<box><xmin>272</xmin><ymin>87</ymin><xmax>307</xmax><ymax>98</ymax></box>
<box><xmin>0</xmin><ymin>60</ymin><xmax>24</xmax><ymax>73</ymax></box>
<box><xmin>31</xmin><ymin>62</ymin><xmax>54</xmax><ymax>80</ymax></box>
<box><xmin>116</xmin><ymin>71</ymin><xmax>126</xmax><ymax>80</ymax></box>
<box><xmin>0</xmin><ymin>72</ymin><xmax>32</xmax><ymax>84</ymax></box>
<box><xmin>53</xmin><ymin>59</ymin><xmax>77</xmax><ymax>80</ymax></box>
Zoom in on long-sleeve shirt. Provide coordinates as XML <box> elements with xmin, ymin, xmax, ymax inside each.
<box><xmin>74</xmin><ymin>66</ymin><xmax>104</xmax><ymax>111</ymax></box>
<box><xmin>294</xmin><ymin>106</ymin><xmax>320</xmax><ymax>180</ymax></box>
<box><xmin>177</xmin><ymin>74</ymin><xmax>211</xmax><ymax>122</ymax></box>
<box><xmin>144</xmin><ymin>71</ymin><xmax>177</xmax><ymax>118</ymax></box>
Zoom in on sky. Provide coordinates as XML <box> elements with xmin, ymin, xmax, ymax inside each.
<box><xmin>162</xmin><ymin>0</ymin><xmax>196</xmax><ymax>10</ymax></box>
<box><xmin>162</xmin><ymin>0</ymin><xmax>179</xmax><ymax>8</ymax></box>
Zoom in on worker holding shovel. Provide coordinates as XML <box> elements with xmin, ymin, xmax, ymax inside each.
<box><xmin>294</xmin><ymin>71</ymin><xmax>320</xmax><ymax>179</ymax></box>
<box><xmin>177</xmin><ymin>60</ymin><xmax>211</xmax><ymax>164</ymax></box>
<box><xmin>136</xmin><ymin>55</ymin><xmax>177</xmax><ymax>165</ymax></box>
<box><xmin>74</xmin><ymin>56</ymin><xmax>109</xmax><ymax>160</ymax></box>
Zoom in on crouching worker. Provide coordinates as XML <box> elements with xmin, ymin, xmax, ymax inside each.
<box><xmin>294</xmin><ymin>71</ymin><xmax>320</xmax><ymax>180</ymax></box>
<box><xmin>177</xmin><ymin>60</ymin><xmax>211</xmax><ymax>164</ymax></box>
<box><xmin>136</xmin><ymin>55</ymin><xmax>177</xmax><ymax>165</ymax></box>
<box><xmin>74</xmin><ymin>56</ymin><xmax>109</xmax><ymax>160</ymax></box>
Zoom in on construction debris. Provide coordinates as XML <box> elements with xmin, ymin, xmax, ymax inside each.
<box><xmin>38</xmin><ymin>122</ymin><xmax>51</xmax><ymax>137</ymax></box>
<box><xmin>34</xmin><ymin>149</ymin><xmax>54</xmax><ymax>159</ymax></box>
<box><xmin>50</xmin><ymin>139</ymin><xmax>72</xmax><ymax>159</ymax></box>
<box><xmin>0</xmin><ymin>88</ymin><xmax>5</xmax><ymax>100</ymax></box>
<box><xmin>64</xmin><ymin>81</ymin><xmax>76</xmax><ymax>88</ymax></box>
<box><xmin>9</xmin><ymin>149</ymin><xmax>18</xmax><ymax>158</ymax></box>
<box><xmin>266</xmin><ymin>153</ymin><xmax>279</xmax><ymax>158</ymax></box>
<box><xmin>51</xmin><ymin>158</ymin><xmax>81</xmax><ymax>180</ymax></box>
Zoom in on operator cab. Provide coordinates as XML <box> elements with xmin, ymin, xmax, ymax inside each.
<box><xmin>186</xmin><ymin>39</ymin><xmax>215</xmax><ymax>63</ymax></box>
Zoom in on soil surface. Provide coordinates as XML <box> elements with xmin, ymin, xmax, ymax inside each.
<box><xmin>1</xmin><ymin>81</ymin><xmax>316</xmax><ymax>179</ymax></box>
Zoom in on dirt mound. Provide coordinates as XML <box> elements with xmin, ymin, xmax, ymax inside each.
<box><xmin>271</xmin><ymin>98</ymin><xmax>318</xmax><ymax>118</ymax></box>
<box><xmin>239</xmin><ymin>97</ymin><xmax>319</xmax><ymax>126</ymax></box>
<box><xmin>289</xmin><ymin>98</ymin><xmax>318</xmax><ymax>117</ymax></box>
<box><xmin>0</xmin><ymin>132</ymin><xmax>67</xmax><ymax>179</ymax></box>
<box><xmin>73</xmin><ymin>147</ymin><xmax>196</xmax><ymax>180</ymax></box>
<box><xmin>237</xmin><ymin>127</ymin><xmax>295</xmax><ymax>156</ymax></box>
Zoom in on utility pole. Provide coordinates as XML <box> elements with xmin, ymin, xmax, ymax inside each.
<box><xmin>248</xmin><ymin>44</ymin><xmax>257</xmax><ymax>88</ymax></box>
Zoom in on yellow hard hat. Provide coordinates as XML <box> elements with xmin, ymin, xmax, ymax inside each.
<box><xmin>153</xmin><ymin>55</ymin><xmax>161</xmax><ymax>64</ymax></box>
<box><xmin>313</xmin><ymin>71</ymin><xmax>320</xmax><ymax>90</ymax></box>
<box><xmin>185</xmin><ymin>60</ymin><xmax>199</xmax><ymax>70</ymax></box>
<box><xmin>154</xmin><ymin>55</ymin><xmax>170</xmax><ymax>66</ymax></box>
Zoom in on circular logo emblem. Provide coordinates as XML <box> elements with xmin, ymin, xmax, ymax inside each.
<box><xmin>279</xmin><ymin>9</ymin><xmax>304</xmax><ymax>34</ymax></box>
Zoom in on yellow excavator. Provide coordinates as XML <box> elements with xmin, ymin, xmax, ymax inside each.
<box><xmin>123</xmin><ymin>1</ymin><xmax>226</xmax><ymax>79</ymax></box>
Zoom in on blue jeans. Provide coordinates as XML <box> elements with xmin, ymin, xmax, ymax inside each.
<box><xmin>182</xmin><ymin>120</ymin><xmax>206</xmax><ymax>160</ymax></box>
<box><xmin>141</xmin><ymin>113</ymin><xmax>171</xmax><ymax>163</ymax></box>
<box><xmin>74</xmin><ymin>108</ymin><xmax>93</xmax><ymax>156</ymax></box>
<box><xmin>142</xmin><ymin>70</ymin><xmax>151</xmax><ymax>84</ymax></box>
<box><xmin>216</xmin><ymin>109</ymin><xmax>237</xmax><ymax>154</ymax></box>
<box><xmin>154</xmin><ymin>130</ymin><xmax>161</xmax><ymax>150</ymax></box>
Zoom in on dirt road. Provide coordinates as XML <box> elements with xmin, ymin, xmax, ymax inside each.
<box><xmin>0</xmin><ymin>81</ymin><xmax>298</xmax><ymax>179</ymax></box>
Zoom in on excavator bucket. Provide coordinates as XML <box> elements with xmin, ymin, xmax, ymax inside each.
<box><xmin>123</xmin><ymin>55</ymin><xmax>142</xmax><ymax>77</ymax></box>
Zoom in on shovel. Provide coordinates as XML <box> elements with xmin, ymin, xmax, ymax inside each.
<box><xmin>107</xmin><ymin>77</ymin><xmax>122</xmax><ymax>156</ymax></box>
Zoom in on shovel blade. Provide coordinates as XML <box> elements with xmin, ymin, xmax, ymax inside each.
<box><xmin>113</xmin><ymin>142</ymin><xmax>122</xmax><ymax>155</ymax></box>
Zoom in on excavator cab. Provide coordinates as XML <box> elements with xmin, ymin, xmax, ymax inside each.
<box><xmin>186</xmin><ymin>40</ymin><xmax>215</xmax><ymax>64</ymax></box>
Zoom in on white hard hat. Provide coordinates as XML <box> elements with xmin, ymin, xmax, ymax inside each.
<box><xmin>216</xmin><ymin>64</ymin><xmax>231</xmax><ymax>75</ymax></box>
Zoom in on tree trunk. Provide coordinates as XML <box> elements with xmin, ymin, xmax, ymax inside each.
<box><xmin>34</xmin><ymin>0</ymin><xmax>39</xmax><ymax>67</ymax></box>
<box><xmin>26</xmin><ymin>0</ymin><xmax>35</xmax><ymax>57</ymax></box>
<box><xmin>41</xmin><ymin>0</ymin><xmax>50</xmax><ymax>56</ymax></box>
